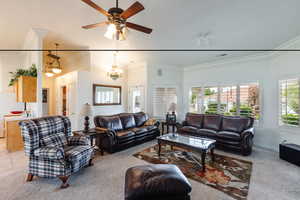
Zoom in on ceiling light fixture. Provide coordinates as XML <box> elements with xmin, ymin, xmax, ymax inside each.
<box><xmin>49</xmin><ymin>43</ymin><xmax>62</xmax><ymax>74</ymax></box>
<box><xmin>107</xmin><ymin>52</ymin><xmax>123</xmax><ymax>80</ymax></box>
<box><xmin>45</xmin><ymin>62</ymin><xmax>54</xmax><ymax>77</ymax></box>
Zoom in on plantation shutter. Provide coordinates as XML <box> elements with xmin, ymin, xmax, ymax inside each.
<box><xmin>153</xmin><ymin>87</ymin><xmax>177</xmax><ymax>119</ymax></box>
<box><xmin>279</xmin><ymin>79</ymin><xmax>300</xmax><ymax>126</ymax></box>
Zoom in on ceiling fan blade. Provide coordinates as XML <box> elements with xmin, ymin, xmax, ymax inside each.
<box><xmin>81</xmin><ymin>0</ymin><xmax>110</xmax><ymax>16</ymax></box>
<box><xmin>82</xmin><ymin>21</ymin><xmax>109</xmax><ymax>29</ymax></box>
<box><xmin>120</xmin><ymin>1</ymin><xmax>144</xmax><ymax>19</ymax></box>
<box><xmin>126</xmin><ymin>22</ymin><xmax>152</xmax><ymax>34</ymax></box>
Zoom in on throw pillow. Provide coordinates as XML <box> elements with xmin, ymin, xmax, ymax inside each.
<box><xmin>40</xmin><ymin>131</ymin><xmax>68</xmax><ymax>148</ymax></box>
<box><xmin>144</xmin><ymin>118</ymin><xmax>158</xmax><ymax>126</ymax></box>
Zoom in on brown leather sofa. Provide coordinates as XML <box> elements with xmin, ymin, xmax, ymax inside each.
<box><xmin>94</xmin><ymin>112</ymin><xmax>160</xmax><ymax>153</ymax></box>
<box><xmin>176</xmin><ymin>113</ymin><xmax>254</xmax><ymax>156</ymax></box>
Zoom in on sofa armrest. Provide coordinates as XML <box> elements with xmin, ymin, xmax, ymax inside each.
<box><xmin>95</xmin><ymin>127</ymin><xmax>117</xmax><ymax>141</ymax></box>
<box><xmin>175</xmin><ymin>121</ymin><xmax>187</xmax><ymax>129</ymax></box>
<box><xmin>33</xmin><ymin>147</ymin><xmax>64</xmax><ymax>160</ymax></box>
<box><xmin>241</xmin><ymin>128</ymin><xmax>254</xmax><ymax>139</ymax></box>
<box><xmin>154</xmin><ymin>120</ymin><xmax>160</xmax><ymax>128</ymax></box>
<box><xmin>240</xmin><ymin>128</ymin><xmax>254</xmax><ymax>156</ymax></box>
<box><xmin>68</xmin><ymin>136</ymin><xmax>90</xmax><ymax>146</ymax></box>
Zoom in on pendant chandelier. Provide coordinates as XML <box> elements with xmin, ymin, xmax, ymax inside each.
<box><xmin>107</xmin><ymin>52</ymin><xmax>123</xmax><ymax>80</ymax></box>
<box><xmin>45</xmin><ymin>43</ymin><xmax>62</xmax><ymax>77</ymax></box>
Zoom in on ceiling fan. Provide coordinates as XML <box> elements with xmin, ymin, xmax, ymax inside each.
<box><xmin>81</xmin><ymin>0</ymin><xmax>152</xmax><ymax>41</ymax></box>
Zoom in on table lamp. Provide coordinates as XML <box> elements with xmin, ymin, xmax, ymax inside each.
<box><xmin>80</xmin><ymin>103</ymin><xmax>93</xmax><ymax>133</ymax></box>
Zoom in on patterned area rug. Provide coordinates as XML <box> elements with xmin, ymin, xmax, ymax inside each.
<box><xmin>133</xmin><ymin>145</ymin><xmax>253</xmax><ymax>200</ymax></box>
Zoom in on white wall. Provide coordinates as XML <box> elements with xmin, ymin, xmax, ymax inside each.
<box><xmin>77</xmin><ymin>68</ymin><xmax>128</xmax><ymax>130</ymax></box>
<box><xmin>0</xmin><ymin>52</ymin><xmax>26</xmax><ymax>137</ymax></box>
<box><xmin>127</xmin><ymin>62</ymin><xmax>148</xmax><ymax>112</ymax></box>
<box><xmin>147</xmin><ymin>63</ymin><xmax>184</xmax><ymax>120</ymax></box>
<box><xmin>183</xmin><ymin>44</ymin><xmax>300</xmax><ymax>151</ymax></box>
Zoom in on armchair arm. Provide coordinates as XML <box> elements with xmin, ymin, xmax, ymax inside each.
<box><xmin>68</xmin><ymin>136</ymin><xmax>90</xmax><ymax>146</ymax></box>
<box><xmin>33</xmin><ymin>147</ymin><xmax>64</xmax><ymax>160</ymax></box>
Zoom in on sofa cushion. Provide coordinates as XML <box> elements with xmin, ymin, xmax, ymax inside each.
<box><xmin>129</xmin><ymin>127</ymin><xmax>148</xmax><ymax>135</ymax></box>
<box><xmin>217</xmin><ymin>131</ymin><xmax>241</xmax><ymax>141</ymax></box>
<box><xmin>198</xmin><ymin>129</ymin><xmax>217</xmax><ymax>138</ymax></box>
<box><xmin>180</xmin><ymin>126</ymin><xmax>199</xmax><ymax>134</ymax></box>
<box><xmin>116</xmin><ymin>130</ymin><xmax>135</xmax><ymax>141</ymax></box>
<box><xmin>119</xmin><ymin>113</ymin><xmax>136</xmax><ymax>129</ymax></box>
<box><xmin>221</xmin><ymin>117</ymin><xmax>249</xmax><ymax>133</ymax></box>
<box><xmin>98</xmin><ymin>116</ymin><xmax>123</xmax><ymax>131</ymax></box>
<box><xmin>134</xmin><ymin>112</ymin><xmax>149</xmax><ymax>127</ymax></box>
<box><xmin>185</xmin><ymin>113</ymin><xmax>203</xmax><ymax>128</ymax></box>
<box><xmin>203</xmin><ymin>115</ymin><xmax>222</xmax><ymax>131</ymax></box>
<box><xmin>146</xmin><ymin>125</ymin><xmax>158</xmax><ymax>132</ymax></box>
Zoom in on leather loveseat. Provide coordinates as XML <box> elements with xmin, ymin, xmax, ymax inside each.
<box><xmin>94</xmin><ymin>112</ymin><xmax>160</xmax><ymax>153</ymax></box>
<box><xmin>176</xmin><ymin>113</ymin><xmax>254</xmax><ymax>156</ymax></box>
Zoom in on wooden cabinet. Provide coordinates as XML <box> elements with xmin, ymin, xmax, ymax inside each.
<box><xmin>5</xmin><ymin>119</ymin><xmax>24</xmax><ymax>152</ymax></box>
<box><xmin>14</xmin><ymin>76</ymin><xmax>37</xmax><ymax>102</ymax></box>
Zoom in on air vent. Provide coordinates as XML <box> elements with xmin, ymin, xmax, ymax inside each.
<box><xmin>217</xmin><ymin>54</ymin><xmax>228</xmax><ymax>57</ymax></box>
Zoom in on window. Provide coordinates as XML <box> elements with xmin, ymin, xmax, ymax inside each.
<box><xmin>203</xmin><ymin>87</ymin><xmax>218</xmax><ymax>114</ymax></box>
<box><xmin>189</xmin><ymin>87</ymin><xmax>202</xmax><ymax>113</ymax></box>
<box><xmin>219</xmin><ymin>86</ymin><xmax>237</xmax><ymax>116</ymax></box>
<box><xmin>189</xmin><ymin>82</ymin><xmax>260</xmax><ymax>120</ymax></box>
<box><xmin>280</xmin><ymin>79</ymin><xmax>300</xmax><ymax>126</ymax></box>
<box><xmin>239</xmin><ymin>83</ymin><xmax>260</xmax><ymax>119</ymax></box>
<box><xmin>153</xmin><ymin>87</ymin><xmax>177</xmax><ymax>118</ymax></box>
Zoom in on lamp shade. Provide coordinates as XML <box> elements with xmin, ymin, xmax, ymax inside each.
<box><xmin>80</xmin><ymin>103</ymin><xmax>93</xmax><ymax>116</ymax></box>
<box><xmin>168</xmin><ymin>102</ymin><xmax>177</xmax><ymax>113</ymax></box>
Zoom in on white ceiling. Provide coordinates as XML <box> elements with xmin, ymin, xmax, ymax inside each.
<box><xmin>1</xmin><ymin>0</ymin><xmax>300</xmax><ymax>65</ymax></box>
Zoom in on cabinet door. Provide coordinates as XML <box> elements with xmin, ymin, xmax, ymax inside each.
<box><xmin>16</xmin><ymin>76</ymin><xmax>37</xmax><ymax>103</ymax></box>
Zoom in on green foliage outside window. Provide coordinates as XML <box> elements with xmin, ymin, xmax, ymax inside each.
<box><xmin>282</xmin><ymin>114</ymin><xmax>300</xmax><ymax>125</ymax></box>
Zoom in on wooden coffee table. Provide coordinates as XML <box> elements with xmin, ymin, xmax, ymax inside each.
<box><xmin>157</xmin><ymin>133</ymin><xmax>216</xmax><ymax>172</ymax></box>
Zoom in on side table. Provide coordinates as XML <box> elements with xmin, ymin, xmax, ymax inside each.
<box><xmin>73</xmin><ymin>128</ymin><xmax>105</xmax><ymax>155</ymax></box>
<box><xmin>161</xmin><ymin>121</ymin><xmax>177</xmax><ymax>135</ymax></box>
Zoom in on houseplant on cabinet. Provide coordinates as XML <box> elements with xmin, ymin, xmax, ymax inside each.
<box><xmin>8</xmin><ymin>64</ymin><xmax>37</xmax><ymax>86</ymax></box>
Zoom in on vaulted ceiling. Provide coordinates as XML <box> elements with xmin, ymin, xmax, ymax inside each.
<box><xmin>1</xmin><ymin>0</ymin><xmax>300</xmax><ymax>65</ymax></box>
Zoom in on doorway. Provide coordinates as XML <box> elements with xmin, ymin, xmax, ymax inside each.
<box><xmin>42</xmin><ymin>88</ymin><xmax>50</xmax><ymax>116</ymax></box>
<box><xmin>128</xmin><ymin>86</ymin><xmax>145</xmax><ymax>113</ymax></box>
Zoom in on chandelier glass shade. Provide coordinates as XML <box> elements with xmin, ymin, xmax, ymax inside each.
<box><xmin>107</xmin><ymin>52</ymin><xmax>123</xmax><ymax>80</ymax></box>
<box><xmin>51</xmin><ymin>58</ymin><xmax>62</xmax><ymax>74</ymax></box>
<box><xmin>45</xmin><ymin>62</ymin><xmax>54</xmax><ymax>77</ymax></box>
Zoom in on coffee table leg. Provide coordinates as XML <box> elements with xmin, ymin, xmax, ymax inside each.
<box><xmin>158</xmin><ymin>142</ymin><xmax>161</xmax><ymax>157</ymax></box>
<box><xmin>201</xmin><ymin>151</ymin><xmax>206</xmax><ymax>173</ymax></box>
<box><xmin>211</xmin><ymin>148</ymin><xmax>215</xmax><ymax>162</ymax></box>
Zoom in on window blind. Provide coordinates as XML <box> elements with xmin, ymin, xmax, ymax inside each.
<box><xmin>153</xmin><ymin>87</ymin><xmax>177</xmax><ymax>118</ymax></box>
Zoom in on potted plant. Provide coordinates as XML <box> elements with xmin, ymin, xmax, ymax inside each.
<box><xmin>8</xmin><ymin>64</ymin><xmax>37</xmax><ymax>86</ymax></box>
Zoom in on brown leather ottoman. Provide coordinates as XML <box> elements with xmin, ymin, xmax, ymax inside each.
<box><xmin>125</xmin><ymin>164</ymin><xmax>192</xmax><ymax>200</ymax></box>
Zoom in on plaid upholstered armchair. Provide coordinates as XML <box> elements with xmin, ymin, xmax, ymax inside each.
<box><xmin>19</xmin><ymin>116</ymin><xmax>94</xmax><ymax>188</ymax></box>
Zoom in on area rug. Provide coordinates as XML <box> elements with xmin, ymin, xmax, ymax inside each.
<box><xmin>133</xmin><ymin>145</ymin><xmax>253</xmax><ymax>200</ymax></box>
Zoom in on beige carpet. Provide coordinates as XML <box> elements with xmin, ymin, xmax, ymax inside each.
<box><xmin>0</xmin><ymin>140</ymin><xmax>300</xmax><ymax>200</ymax></box>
